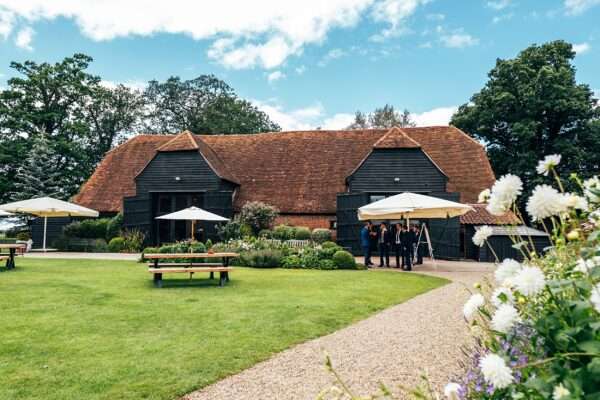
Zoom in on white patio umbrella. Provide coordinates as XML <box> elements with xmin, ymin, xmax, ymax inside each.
<box><xmin>0</xmin><ymin>210</ymin><xmax>12</xmax><ymax>217</ymax></box>
<box><xmin>358</xmin><ymin>192</ymin><xmax>473</xmax><ymax>221</ymax></box>
<box><xmin>156</xmin><ymin>206</ymin><xmax>229</xmax><ymax>241</ymax></box>
<box><xmin>0</xmin><ymin>197</ymin><xmax>99</xmax><ymax>251</ymax></box>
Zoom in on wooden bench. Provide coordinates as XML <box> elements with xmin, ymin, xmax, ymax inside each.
<box><xmin>147</xmin><ymin>266</ymin><xmax>233</xmax><ymax>288</ymax></box>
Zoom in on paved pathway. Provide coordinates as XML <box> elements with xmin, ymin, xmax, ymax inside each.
<box><xmin>184</xmin><ymin>260</ymin><xmax>494</xmax><ymax>400</ymax></box>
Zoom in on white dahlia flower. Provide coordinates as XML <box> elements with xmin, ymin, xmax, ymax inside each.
<box><xmin>514</xmin><ymin>266</ymin><xmax>546</xmax><ymax>296</ymax></box>
<box><xmin>584</xmin><ymin>176</ymin><xmax>600</xmax><ymax>203</ymax></box>
<box><xmin>491</xmin><ymin>304</ymin><xmax>521</xmax><ymax>333</ymax></box>
<box><xmin>553</xmin><ymin>383</ymin><xmax>570</xmax><ymax>399</ymax></box>
<box><xmin>491</xmin><ymin>286</ymin><xmax>515</xmax><ymax>307</ymax></box>
<box><xmin>526</xmin><ymin>184</ymin><xmax>567</xmax><ymax>221</ymax></box>
<box><xmin>495</xmin><ymin>259</ymin><xmax>522</xmax><ymax>285</ymax></box>
<box><xmin>486</xmin><ymin>174</ymin><xmax>523</xmax><ymax>215</ymax></box>
<box><xmin>562</xmin><ymin>194</ymin><xmax>588</xmax><ymax>211</ymax></box>
<box><xmin>473</xmin><ymin>225</ymin><xmax>493</xmax><ymax>247</ymax></box>
<box><xmin>479</xmin><ymin>353</ymin><xmax>514</xmax><ymax>389</ymax></box>
<box><xmin>536</xmin><ymin>154</ymin><xmax>561</xmax><ymax>176</ymax></box>
<box><xmin>573</xmin><ymin>258</ymin><xmax>600</xmax><ymax>275</ymax></box>
<box><xmin>463</xmin><ymin>293</ymin><xmax>485</xmax><ymax>319</ymax></box>
<box><xmin>443</xmin><ymin>382</ymin><xmax>461</xmax><ymax>400</ymax></box>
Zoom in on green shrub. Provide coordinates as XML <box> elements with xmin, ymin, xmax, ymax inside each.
<box><xmin>16</xmin><ymin>231</ymin><xmax>30</xmax><ymax>241</ymax></box>
<box><xmin>106</xmin><ymin>213</ymin><xmax>123</xmax><ymax>240</ymax></box>
<box><xmin>52</xmin><ymin>235</ymin><xmax>70</xmax><ymax>251</ymax></box>
<box><xmin>299</xmin><ymin>248</ymin><xmax>321</xmax><ymax>269</ymax></box>
<box><xmin>293</xmin><ymin>226</ymin><xmax>311</xmax><ymax>240</ymax></box>
<box><xmin>239</xmin><ymin>201</ymin><xmax>279</xmax><ymax>234</ymax></box>
<box><xmin>189</xmin><ymin>242</ymin><xmax>207</xmax><ymax>253</ymax></box>
<box><xmin>258</xmin><ymin>229</ymin><xmax>273</xmax><ymax>238</ymax></box>
<box><xmin>93</xmin><ymin>239</ymin><xmax>109</xmax><ymax>252</ymax></box>
<box><xmin>312</xmin><ymin>228</ymin><xmax>332</xmax><ymax>243</ymax></box>
<box><xmin>281</xmin><ymin>254</ymin><xmax>302</xmax><ymax>268</ymax></box>
<box><xmin>217</xmin><ymin>220</ymin><xmax>243</xmax><ymax>241</ymax></box>
<box><xmin>205</xmin><ymin>239</ymin><xmax>213</xmax><ymax>250</ymax></box>
<box><xmin>321</xmin><ymin>241</ymin><xmax>338</xmax><ymax>249</ymax></box>
<box><xmin>122</xmin><ymin>229</ymin><xmax>145</xmax><ymax>252</ymax></box>
<box><xmin>239</xmin><ymin>249</ymin><xmax>282</xmax><ymax>268</ymax></box>
<box><xmin>273</xmin><ymin>224</ymin><xmax>294</xmax><ymax>241</ymax></box>
<box><xmin>108</xmin><ymin>237</ymin><xmax>126</xmax><ymax>252</ymax></box>
<box><xmin>332</xmin><ymin>250</ymin><xmax>356</xmax><ymax>269</ymax></box>
<box><xmin>318</xmin><ymin>259</ymin><xmax>337</xmax><ymax>270</ymax></box>
<box><xmin>63</xmin><ymin>218</ymin><xmax>111</xmax><ymax>239</ymax></box>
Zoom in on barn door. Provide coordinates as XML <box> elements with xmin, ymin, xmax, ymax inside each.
<box><xmin>203</xmin><ymin>191</ymin><xmax>234</xmax><ymax>241</ymax></box>
<box><xmin>336</xmin><ymin>192</ymin><xmax>370</xmax><ymax>255</ymax></box>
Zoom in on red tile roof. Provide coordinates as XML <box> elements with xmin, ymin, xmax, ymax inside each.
<box><xmin>73</xmin><ymin>126</ymin><xmax>496</xmax><ymax>214</ymax></box>
<box><xmin>373</xmin><ymin>127</ymin><xmax>421</xmax><ymax>149</ymax></box>
<box><xmin>460</xmin><ymin>204</ymin><xmax>520</xmax><ymax>225</ymax></box>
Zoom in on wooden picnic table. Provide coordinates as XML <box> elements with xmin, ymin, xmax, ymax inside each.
<box><xmin>0</xmin><ymin>244</ymin><xmax>27</xmax><ymax>270</ymax></box>
<box><xmin>144</xmin><ymin>252</ymin><xmax>239</xmax><ymax>287</ymax></box>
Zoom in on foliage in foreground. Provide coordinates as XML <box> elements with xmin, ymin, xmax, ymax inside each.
<box><xmin>321</xmin><ymin>156</ymin><xmax>600</xmax><ymax>399</ymax></box>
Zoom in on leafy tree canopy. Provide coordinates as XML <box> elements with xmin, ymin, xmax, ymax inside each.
<box><xmin>348</xmin><ymin>104</ymin><xmax>416</xmax><ymax>129</ymax></box>
<box><xmin>451</xmin><ymin>40</ymin><xmax>600</xmax><ymax>205</ymax></box>
<box><xmin>143</xmin><ymin>75</ymin><xmax>280</xmax><ymax>134</ymax></box>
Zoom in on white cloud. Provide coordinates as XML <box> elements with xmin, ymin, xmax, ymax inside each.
<box><xmin>426</xmin><ymin>13</ymin><xmax>445</xmax><ymax>21</ymax></box>
<box><xmin>369</xmin><ymin>0</ymin><xmax>428</xmax><ymax>41</ymax></box>
<box><xmin>0</xmin><ymin>0</ymin><xmax>430</xmax><ymax>69</ymax></box>
<box><xmin>295</xmin><ymin>65</ymin><xmax>306</xmax><ymax>75</ymax></box>
<box><xmin>252</xmin><ymin>99</ymin><xmax>325</xmax><ymax>130</ymax></box>
<box><xmin>439</xmin><ymin>32</ymin><xmax>478</xmax><ymax>48</ymax></box>
<box><xmin>0</xmin><ymin>9</ymin><xmax>13</xmax><ymax>39</ymax></box>
<box><xmin>492</xmin><ymin>13</ymin><xmax>514</xmax><ymax>23</ymax></box>
<box><xmin>564</xmin><ymin>0</ymin><xmax>600</xmax><ymax>15</ymax></box>
<box><xmin>321</xmin><ymin>113</ymin><xmax>355</xmax><ymax>129</ymax></box>
<box><xmin>573</xmin><ymin>42</ymin><xmax>591</xmax><ymax>54</ymax></box>
<box><xmin>318</xmin><ymin>48</ymin><xmax>347</xmax><ymax>66</ymax></box>
<box><xmin>15</xmin><ymin>26</ymin><xmax>33</xmax><ymax>50</ymax></box>
<box><xmin>267</xmin><ymin>70</ymin><xmax>285</xmax><ymax>83</ymax></box>
<box><xmin>412</xmin><ymin>106</ymin><xmax>458</xmax><ymax>126</ymax></box>
<box><xmin>487</xmin><ymin>0</ymin><xmax>511</xmax><ymax>10</ymax></box>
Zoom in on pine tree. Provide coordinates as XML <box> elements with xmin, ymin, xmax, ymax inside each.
<box><xmin>12</xmin><ymin>134</ymin><xmax>64</xmax><ymax>200</ymax></box>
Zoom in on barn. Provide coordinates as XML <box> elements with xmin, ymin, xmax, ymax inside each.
<box><xmin>62</xmin><ymin>126</ymin><xmax>514</xmax><ymax>258</ymax></box>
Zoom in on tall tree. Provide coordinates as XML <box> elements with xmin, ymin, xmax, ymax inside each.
<box><xmin>0</xmin><ymin>54</ymin><xmax>144</xmax><ymax>202</ymax></box>
<box><xmin>143</xmin><ymin>75</ymin><xmax>280</xmax><ymax>134</ymax></box>
<box><xmin>451</xmin><ymin>40</ymin><xmax>600</xmax><ymax>205</ymax></box>
<box><xmin>12</xmin><ymin>134</ymin><xmax>63</xmax><ymax>200</ymax></box>
<box><xmin>348</xmin><ymin>104</ymin><xmax>415</xmax><ymax>129</ymax></box>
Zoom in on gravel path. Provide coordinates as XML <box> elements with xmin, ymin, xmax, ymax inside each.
<box><xmin>184</xmin><ymin>260</ymin><xmax>494</xmax><ymax>400</ymax></box>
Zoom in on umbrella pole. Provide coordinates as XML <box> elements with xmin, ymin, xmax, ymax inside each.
<box><xmin>43</xmin><ymin>216</ymin><xmax>47</xmax><ymax>252</ymax></box>
<box><xmin>191</xmin><ymin>220</ymin><xmax>195</xmax><ymax>243</ymax></box>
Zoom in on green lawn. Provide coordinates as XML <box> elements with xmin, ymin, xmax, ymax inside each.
<box><xmin>0</xmin><ymin>258</ymin><xmax>448</xmax><ymax>400</ymax></box>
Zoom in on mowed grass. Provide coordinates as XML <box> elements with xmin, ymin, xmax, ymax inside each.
<box><xmin>0</xmin><ymin>258</ymin><xmax>448</xmax><ymax>400</ymax></box>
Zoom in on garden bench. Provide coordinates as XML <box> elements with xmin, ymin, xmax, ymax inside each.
<box><xmin>144</xmin><ymin>252</ymin><xmax>239</xmax><ymax>288</ymax></box>
<box><xmin>0</xmin><ymin>244</ymin><xmax>26</xmax><ymax>270</ymax></box>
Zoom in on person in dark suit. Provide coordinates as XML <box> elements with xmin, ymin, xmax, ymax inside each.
<box><xmin>378</xmin><ymin>222</ymin><xmax>391</xmax><ymax>267</ymax></box>
<box><xmin>360</xmin><ymin>221</ymin><xmax>374</xmax><ymax>267</ymax></box>
<box><xmin>402</xmin><ymin>224</ymin><xmax>416</xmax><ymax>271</ymax></box>
<box><xmin>393</xmin><ymin>223</ymin><xmax>404</xmax><ymax>268</ymax></box>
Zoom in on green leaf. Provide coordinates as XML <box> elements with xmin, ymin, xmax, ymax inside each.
<box><xmin>577</xmin><ymin>340</ymin><xmax>600</xmax><ymax>354</ymax></box>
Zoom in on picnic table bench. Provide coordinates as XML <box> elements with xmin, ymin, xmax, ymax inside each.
<box><xmin>144</xmin><ymin>252</ymin><xmax>239</xmax><ymax>288</ymax></box>
<box><xmin>0</xmin><ymin>244</ymin><xmax>27</xmax><ymax>271</ymax></box>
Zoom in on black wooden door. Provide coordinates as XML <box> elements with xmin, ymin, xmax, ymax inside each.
<box><xmin>336</xmin><ymin>192</ymin><xmax>370</xmax><ymax>255</ymax></box>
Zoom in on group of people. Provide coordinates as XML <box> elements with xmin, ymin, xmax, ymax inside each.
<box><xmin>360</xmin><ymin>221</ymin><xmax>424</xmax><ymax>270</ymax></box>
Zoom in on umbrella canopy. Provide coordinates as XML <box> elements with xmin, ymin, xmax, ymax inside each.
<box><xmin>0</xmin><ymin>197</ymin><xmax>99</xmax><ymax>218</ymax></box>
<box><xmin>0</xmin><ymin>197</ymin><xmax>99</xmax><ymax>251</ymax></box>
<box><xmin>156</xmin><ymin>206</ymin><xmax>229</xmax><ymax>222</ymax></box>
<box><xmin>0</xmin><ymin>210</ymin><xmax>12</xmax><ymax>217</ymax></box>
<box><xmin>358</xmin><ymin>192</ymin><xmax>473</xmax><ymax>220</ymax></box>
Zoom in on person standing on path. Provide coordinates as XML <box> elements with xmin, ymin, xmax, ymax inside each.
<box><xmin>393</xmin><ymin>223</ymin><xmax>404</xmax><ymax>268</ymax></box>
<box><xmin>378</xmin><ymin>222</ymin><xmax>391</xmax><ymax>268</ymax></box>
<box><xmin>402</xmin><ymin>224</ymin><xmax>416</xmax><ymax>271</ymax></box>
<box><xmin>360</xmin><ymin>221</ymin><xmax>374</xmax><ymax>267</ymax></box>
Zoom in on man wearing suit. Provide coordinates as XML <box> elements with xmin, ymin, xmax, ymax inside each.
<box><xmin>393</xmin><ymin>223</ymin><xmax>404</xmax><ymax>268</ymax></box>
<box><xmin>378</xmin><ymin>222</ymin><xmax>391</xmax><ymax>268</ymax></box>
<box><xmin>360</xmin><ymin>221</ymin><xmax>374</xmax><ymax>267</ymax></box>
<box><xmin>402</xmin><ymin>224</ymin><xmax>416</xmax><ymax>271</ymax></box>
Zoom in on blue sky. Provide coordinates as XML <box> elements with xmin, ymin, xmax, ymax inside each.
<box><xmin>0</xmin><ymin>0</ymin><xmax>599</xmax><ymax>130</ymax></box>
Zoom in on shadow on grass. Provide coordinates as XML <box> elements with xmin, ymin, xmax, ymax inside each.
<box><xmin>146</xmin><ymin>277</ymin><xmax>237</xmax><ymax>289</ymax></box>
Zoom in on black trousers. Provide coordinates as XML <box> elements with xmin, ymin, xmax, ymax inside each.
<box><xmin>363</xmin><ymin>246</ymin><xmax>371</xmax><ymax>266</ymax></box>
<box><xmin>416</xmin><ymin>245</ymin><xmax>424</xmax><ymax>264</ymax></box>
<box><xmin>394</xmin><ymin>243</ymin><xmax>403</xmax><ymax>267</ymax></box>
<box><xmin>403</xmin><ymin>245</ymin><xmax>413</xmax><ymax>270</ymax></box>
<box><xmin>379</xmin><ymin>243</ymin><xmax>390</xmax><ymax>267</ymax></box>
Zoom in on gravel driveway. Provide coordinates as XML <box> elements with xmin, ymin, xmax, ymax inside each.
<box><xmin>183</xmin><ymin>260</ymin><xmax>494</xmax><ymax>400</ymax></box>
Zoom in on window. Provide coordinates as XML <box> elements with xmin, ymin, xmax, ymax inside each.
<box><xmin>329</xmin><ymin>220</ymin><xmax>337</xmax><ymax>229</ymax></box>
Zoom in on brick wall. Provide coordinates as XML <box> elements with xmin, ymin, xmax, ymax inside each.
<box><xmin>274</xmin><ymin>214</ymin><xmax>334</xmax><ymax>230</ymax></box>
